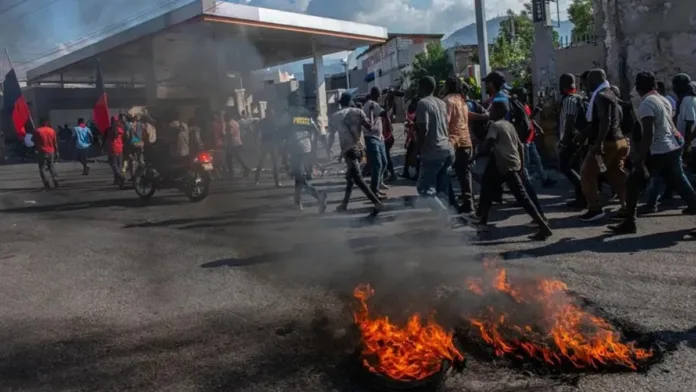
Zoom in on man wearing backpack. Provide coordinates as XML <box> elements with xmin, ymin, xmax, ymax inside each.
<box><xmin>558</xmin><ymin>73</ymin><xmax>589</xmax><ymax>209</ymax></box>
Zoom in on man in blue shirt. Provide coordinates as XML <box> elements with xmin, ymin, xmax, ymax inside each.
<box><xmin>73</xmin><ymin>117</ymin><xmax>93</xmax><ymax>175</ymax></box>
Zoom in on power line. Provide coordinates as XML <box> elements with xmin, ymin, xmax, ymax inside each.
<box><xmin>14</xmin><ymin>0</ymin><xmax>189</xmax><ymax>71</ymax></box>
<box><xmin>0</xmin><ymin>0</ymin><xmax>27</xmax><ymax>16</ymax></box>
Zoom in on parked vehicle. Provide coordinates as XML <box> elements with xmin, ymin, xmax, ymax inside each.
<box><xmin>133</xmin><ymin>151</ymin><xmax>213</xmax><ymax>202</ymax></box>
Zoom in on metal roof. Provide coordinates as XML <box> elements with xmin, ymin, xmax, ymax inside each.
<box><xmin>25</xmin><ymin>0</ymin><xmax>388</xmax><ymax>84</ymax></box>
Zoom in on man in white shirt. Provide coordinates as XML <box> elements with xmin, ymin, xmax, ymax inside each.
<box><xmin>329</xmin><ymin>93</ymin><xmax>383</xmax><ymax>216</ymax></box>
<box><xmin>610</xmin><ymin>72</ymin><xmax>696</xmax><ymax>234</ymax></box>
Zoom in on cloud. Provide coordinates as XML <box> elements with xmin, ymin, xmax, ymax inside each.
<box><xmin>246</xmin><ymin>0</ymin><xmax>528</xmax><ymax>35</ymax></box>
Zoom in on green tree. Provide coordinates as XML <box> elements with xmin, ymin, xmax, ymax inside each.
<box><xmin>489</xmin><ymin>8</ymin><xmax>534</xmax><ymax>85</ymax></box>
<box><xmin>488</xmin><ymin>4</ymin><xmax>559</xmax><ymax>87</ymax></box>
<box><xmin>405</xmin><ymin>41</ymin><xmax>453</xmax><ymax>98</ymax></box>
<box><xmin>568</xmin><ymin>0</ymin><xmax>595</xmax><ymax>39</ymax></box>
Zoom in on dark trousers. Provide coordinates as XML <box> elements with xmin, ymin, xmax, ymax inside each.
<box><xmin>453</xmin><ymin>147</ymin><xmax>474</xmax><ymax>211</ymax></box>
<box><xmin>38</xmin><ymin>152</ymin><xmax>58</xmax><ymax>184</ymax></box>
<box><xmin>291</xmin><ymin>152</ymin><xmax>320</xmax><ymax>204</ymax></box>
<box><xmin>108</xmin><ymin>154</ymin><xmax>124</xmax><ymax>182</ymax></box>
<box><xmin>255</xmin><ymin>142</ymin><xmax>280</xmax><ymax>185</ymax></box>
<box><xmin>559</xmin><ymin>143</ymin><xmax>585</xmax><ymax>203</ymax></box>
<box><xmin>385</xmin><ymin>138</ymin><xmax>396</xmax><ymax>177</ymax></box>
<box><xmin>479</xmin><ymin>168</ymin><xmax>547</xmax><ymax>226</ymax></box>
<box><xmin>625</xmin><ymin>149</ymin><xmax>696</xmax><ymax>222</ymax></box>
<box><xmin>477</xmin><ymin>156</ymin><xmax>544</xmax><ymax>219</ymax></box>
<box><xmin>341</xmin><ymin>149</ymin><xmax>381</xmax><ymax>206</ymax></box>
<box><xmin>226</xmin><ymin>146</ymin><xmax>249</xmax><ymax>176</ymax></box>
<box><xmin>403</xmin><ymin>140</ymin><xmax>420</xmax><ymax>178</ymax></box>
<box><xmin>76</xmin><ymin>148</ymin><xmax>90</xmax><ymax>170</ymax></box>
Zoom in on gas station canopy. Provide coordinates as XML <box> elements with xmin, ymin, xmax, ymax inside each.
<box><xmin>25</xmin><ymin>0</ymin><xmax>388</xmax><ymax>87</ymax></box>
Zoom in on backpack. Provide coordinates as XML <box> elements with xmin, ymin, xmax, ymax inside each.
<box><xmin>467</xmin><ymin>99</ymin><xmax>487</xmax><ymax>141</ymax></box>
<box><xmin>509</xmin><ymin>98</ymin><xmax>532</xmax><ymax>141</ymax></box>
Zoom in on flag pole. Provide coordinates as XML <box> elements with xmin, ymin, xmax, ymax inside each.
<box><xmin>5</xmin><ymin>48</ymin><xmax>36</xmax><ymax>131</ymax></box>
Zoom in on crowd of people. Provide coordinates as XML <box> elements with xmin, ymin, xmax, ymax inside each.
<box><xmin>323</xmin><ymin>68</ymin><xmax>696</xmax><ymax>241</ymax></box>
<box><xmin>21</xmin><ymin>66</ymin><xmax>696</xmax><ymax>242</ymax></box>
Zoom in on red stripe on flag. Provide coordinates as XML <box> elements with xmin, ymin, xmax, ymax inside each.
<box><xmin>11</xmin><ymin>96</ymin><xmax>30</xmax><ymax>140</ymax></box>
<box><xmin>93</xmin><ymin>93</ymin><xmax>110</xmax><ymax>135</ymax></box>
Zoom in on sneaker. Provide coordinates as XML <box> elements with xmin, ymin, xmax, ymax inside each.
<box><xmin>579</xmin><ymin>209</ymin><xmax>606</xmax><ymax>222</ymax></box>
<box><xmin>297</xmin><ymin>202</ymin><xmax>304</xmax><ymax>211</ymax></box>
<box><xmin>43</xmin><ymin>181</ymin><xmax>51</xmax><ymax>190</ymax></box>
<box><xmin>275</xmin><ymin>182</ymin><xmax>283</xmax><ymax>188</ymax></box>
<box><xmin>608</xmin><ymin>221</ymin><xmax>637</xmax><ymax>234</ymax></box>
<box><xmin>529</xmin><ymin>227</ymin><xmax>553</xmax><ymax>241</ymax></box>
<box><xmin>541</xmin><ymin>178</ymin><xmax>557</xmax><ymax>188</ymax></box>
<box><xmin>317</xmin><ymin>192</ymin><xmax>328</xmax><ymax>214</ymax></box>
<box><xmin>386</xmin><ymin>174</ymin><xmax>398</xmax><ymax>182</ymax></box>
<box><xmin>255</xmin><ymin>181</ymin><xmax>261</xmax><ymax>186</ymax></box>
<box><xmin>335</xmin><ymin>204</ymin><xmax>348</xmax><ymax>212</ymax></box>
<box><xmin>53</xmin><ymin>180</ymin><xmax>59</xmax><ymax>189</ymax></box>
<box><xmin>369</xmin><ymin>202</ymin><xmax>384</xmax><ymax>217</ymax></box>
<box><xmin>379</xmin><ymin>183</ymin><xmax>390</xmax><ymax>190</ymax></box>
<box><xmin>637</xmin><ymin>204</ymin><xmax>658</xmax><ymax>215</ymax></box>
<box><xmin>566</xmin><ymin>200</ymin><xmax>587</xmax><ymax>209</ymax></box>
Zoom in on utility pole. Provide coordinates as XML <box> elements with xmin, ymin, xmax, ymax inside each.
<box><xmin>474</xmin><ymin>0</ymin><xmax>490</xmax><ymax>100</ymax></box>
<box><xmin>531</xmin><ymin>0</ymin><xmax>557</xmax><ymax>105</ymax></box>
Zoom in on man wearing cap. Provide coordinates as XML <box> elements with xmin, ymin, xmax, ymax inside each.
<box><xmin>279</xmin><ymin>91</ymin><xmax>328</xmax><ymax>213</ymax></box>
<box><xmin>473</xmin><ymin>100</ymin><xmax>553</xmax><ymax>240</ymax></box>
<box><xmin>415</xmin><ymin>76</ymin><xmax>457</xmax><ymax>213</ymax></box>
<box><xmin>328</xmin><ymin>93</ymin><xmax>383</xmax><ymax>216</ymax></box>
<box><xmin>480</xmin><ymin>71</ymin><xmax>547</xmax><ymax>224</ymax></box>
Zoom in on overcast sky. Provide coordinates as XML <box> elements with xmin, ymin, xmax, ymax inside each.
<box><xmin>0</xmin><ymin>0</ymin><xmax>571</xmax><ymax>76</ymax></box>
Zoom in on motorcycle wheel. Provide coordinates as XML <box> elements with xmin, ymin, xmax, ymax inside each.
<box><xmin>133</xmin><ymin>167</ymin><xmax>156</xmax><ymax>200</ymax></box>
<box><xmin>185</xmin><ymin>170</ymin><xmax>211</xmax><ymax>202</ymax></box>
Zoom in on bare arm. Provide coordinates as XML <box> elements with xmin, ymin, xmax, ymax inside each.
<box><xmin>638</xmin><ymin>117</ymin><xmax>654</xmax><ymax>165</ymax></box>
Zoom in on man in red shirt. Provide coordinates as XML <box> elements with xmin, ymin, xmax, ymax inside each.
<box><xmin>104</xmin><ymin>115</ymin><xmax>125</xmax><ymax>186</ymax></box>
<box><xmin>33</xmin><ymin>118</ymin><xmax>59</xmax><ymax>189</ymax></box>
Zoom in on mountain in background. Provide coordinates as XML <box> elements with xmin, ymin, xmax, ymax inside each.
<box><xmin>443</xmin><ymin>17</ymin><xmax>574</xmax><ymax>47</ymax></box>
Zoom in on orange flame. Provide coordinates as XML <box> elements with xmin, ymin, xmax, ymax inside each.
<box><xmin>352</xmin><ymin>284</ymin><xmax>464</xmax><ymax>381</ymax></box>
<box><xmin>466</xmin><ymin>263</ymin><xmax>653</xmax><ymax>370</ymax></box>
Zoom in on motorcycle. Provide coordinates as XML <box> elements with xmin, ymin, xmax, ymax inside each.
<box><xmin>133</xmin><ymin>151</ymin><xmax>214</xmax><ymax>202</ymax></box>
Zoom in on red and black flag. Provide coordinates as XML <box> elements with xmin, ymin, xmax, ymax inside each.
<box><xmin>2</xmin><ymin>68</ymin><xmax>31</xmax><ymax>139</ymax></box>
<box><xmin>92</xmin><ymin>60</ymin><xmax>110</xmax><ymax>135</ymax></box>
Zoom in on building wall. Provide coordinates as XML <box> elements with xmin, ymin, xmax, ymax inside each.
<box><xmin>555</xmin><ymin>43</ymin><xmax>605</xmax><ymax>77</ymax></box>
<box><xmin>361</xmin><ymin>36</ymin><xmax>441</xmax><ymax>91</ymax></box>
<box><xmin>594</xmin><ymin>0</ymin><xmax>696</xmax><ymax>98</ymax></box>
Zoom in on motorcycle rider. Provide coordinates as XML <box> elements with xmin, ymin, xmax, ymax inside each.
<box><xmin>280</xmin><ymin>91</ymin><xmax>328</xmax><ymax>212</ymax></box>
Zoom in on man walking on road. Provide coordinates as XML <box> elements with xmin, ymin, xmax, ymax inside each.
<box><xmin>473</xmin><ymin>101</ymin><xmax>553</xmax><ymax>241</ymax></box>
<box><xmin>254</xmin><ymin>106</ymin><xmax>282</xmax><ymax>187</ymax></box>
<box><xmin>610</xmin><ymin>72</ymin><xmax>696</xmax><ymax>234</ymax></box>
<box><xmin>557</xmin><ymin>73</ymin><xmax>588</xmax><ymax>209</ymax></box>
<box><xmin>281</xmin><ymin>91</ymin><xmax>328</xmax><ymax>212</ymax></box>
<box><xmin>34</xmin><ymin>118</ymin><xmax>59</xmax><ymax>189</ymax></box>
<box><xmin>415</xmin><ymin>76</ymin><xmax>457</xmax><ymax>213</ymax></box>
<box><xmin>443</xmin><ymin>76</ymin><xmax>475</xmax><ymax>213</ymax></box>
<box><xmin>362</xmin><ymin>87</ymin><xmax>389</xmax><ymax>198</ymax></box>
<box><xmin>577</xmin><ymin>69</ymin><xmax>630</xmax><ymax>221</ymax></box>
<box><xmin>329</xmin><ymin>93</ymin><xmax>384</xmax><ymax>215</ymax></box>
<box><xmin>73</xmin><ymin>117</ymin><xmax>93</xmax><ymax>175</ymax></box>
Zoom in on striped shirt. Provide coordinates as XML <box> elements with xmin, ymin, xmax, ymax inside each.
<box><xmin>559</xmin><ymin>94</ymin><xmax>581</xmax><ymax>142</ymax></box>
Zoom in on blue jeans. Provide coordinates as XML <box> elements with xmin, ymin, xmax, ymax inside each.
<box><xmin>365</xmin><ymin>137</ymin><xmax>387</xmax><ymax>193</ymax></box>
<box><xmin>646</xmin><ymin>154</ymin><xmax>693</xmax><ymax>207</ymax></box>
<box><xmin>525</xmin><ymin>142</ymin><xmax>548</xmax><ymax>182</ymax></box>
<box><xmin>417</xmin><ymin>153</ymin><xmax>455</xmax><ymax>212</ymax></box>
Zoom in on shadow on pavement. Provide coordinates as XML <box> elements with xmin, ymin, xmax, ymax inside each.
<box><xmin>0</xmin><ymin>313</ymin><xmax>370</xmax><ymax>392</ymax></box>
<box><xmin>0</xmin><ymin>197</ymin><xmax>184</xmax><ymax>214</ymax></box>
<box><xmin>486</xmin><ymin>229</ymin><xmax>693</xmax><ymax>259</ymax></box>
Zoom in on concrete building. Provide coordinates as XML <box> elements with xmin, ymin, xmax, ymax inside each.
<box><xmin>358</xmin><ymin>33</ymin><xmax>444</xmax><ymax>91</ymax></box>
<box><xmin>447</xmin><ymin>44</ymin><xmax>487</xmax><ymax>84</ymax></box>
<box><xmin>593</xmin><ymin>0</ymin><xmax>696</xmax><ymax>99</ymax></box>
<box><xmin>303</xmin><ymin>63</ymin><xmax>367</xmax><ymax>107</ymax></box>
<box><xmin>23</xmin><ymin>0</ymin><xmax>387</xmax><ymax>134</ymax></box>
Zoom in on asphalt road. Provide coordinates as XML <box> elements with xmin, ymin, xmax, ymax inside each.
<box><xmin>0</xmin><ymin>147</ymin><xmax>695</xmax><ymax>392</ymax></box>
